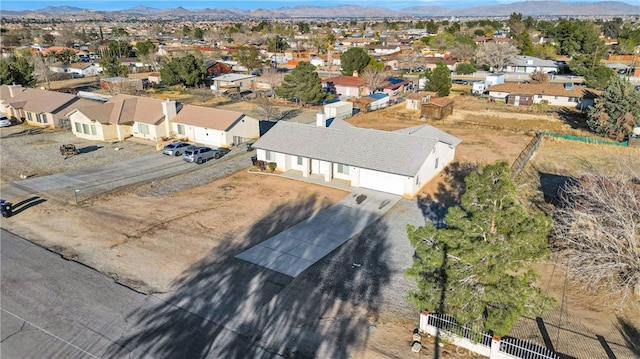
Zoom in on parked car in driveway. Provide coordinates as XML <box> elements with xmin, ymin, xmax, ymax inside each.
<box><xmin>452</xmin><ymin>79</ymin><xmax>469</xmax><ymax>85</ymax></box>
<box><xmin>0</xmin><ymin>115</ymin><xmax>13</xmax><ymax>127</ymax></box>
<box><xmin>162</xmin><ymin>141</ymin><xmax>194</xmax><ymax>156</ymax></box>
<box><xmin>183</xmin><ymin>146</ymin><xmax>217</xmax><ymax>164</ymax></box>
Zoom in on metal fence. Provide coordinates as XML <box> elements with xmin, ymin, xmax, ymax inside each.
<box><xmin>427</xmin><ymin>313</ymin><xmax>493</xmax><ymax>347</ymax></box>
<box><xmin>543</xmin><ymin>132</ymin><xmax>628</xmax><ymax>146</ymax></box>
<box><xmin>500</xmin><ymin>336</ymin><xmax>559</xmax><ymax>359</ymax></box>
<box><xmin>511</xmin><ymin>133</ymin><xmax>544</xmax><ymax>179</ymax></box>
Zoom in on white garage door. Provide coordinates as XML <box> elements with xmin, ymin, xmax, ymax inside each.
<box><xmin>358</xmin><ymin>169</ymin><xmax>405</xmax><ymax>195</ymax></box>
<box><xmin>194</xmin><ymin>127</ymin><xmax>218</xmax><ymax>147</ymax></box>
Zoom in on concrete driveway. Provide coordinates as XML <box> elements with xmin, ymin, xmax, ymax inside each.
<box><xmin>0</xmin><ymin>153</ymin><xmax>186</xmax><ymax>200</ymax></box>
<box><xmin>236</xmin><ymin>188</ymin><xmax>401</xmax><ymax>277</ymax></box>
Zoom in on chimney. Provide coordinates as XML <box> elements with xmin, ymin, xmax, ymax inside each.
<box><xmin>162</xmin><ymin>99</ymin><xmax>177</xmax><ymax>135</ymax></box>
<box><xmin>352</xmin><ymin>70</ymin><xmax>359</xmax><ymax>77</ymax></box>
<box><xmin>316</xmin><ymin>109</ymin><xmax>326</xmax><ymax>127</ymax></box>
<box><xmin>8</xmin><ymin>85</ymin><xmax>23</xmax><ymax>97</ymax></box>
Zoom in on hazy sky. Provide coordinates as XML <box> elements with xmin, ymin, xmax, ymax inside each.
<box><xmin>1</xmin><ymin>0</ymin><xmax>627</xmax><ymax>11</ymax></box>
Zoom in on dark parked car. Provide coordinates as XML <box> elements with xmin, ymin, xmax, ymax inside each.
<box><xmin>452</xmin><ymin>79</ymin><xmax>469</xmax><ymax>85</ymax></box>
<box><xmin>162</xmin><ymin>141</ymin><xmax>194</xmax><ymax>156</ymax></box>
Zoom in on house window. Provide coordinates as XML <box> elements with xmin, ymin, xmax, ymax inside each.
<box><xmin>538</xmin><ymin>95</ymin><xmax>543</xmax><ymax>98</ymax></box>
<box><xmin>337</xmin><ymin>163</ymin><xmax>350</xmax><ymax>175</ymax></box>
<box><xmin>554</xmin><ymin>96</ymin><xmax>558</xmax><ymax>100</ymax></box>
<box><xmin>265</xmin><ymin>150</ymin><xmax>275</xmax><ymax>161</ymax></box>
<box><xmin>75</xmin><ymin>122</ymin><xmax>82</xmax><ymax>133</ymax></box>
<box><xmin>90</xmin><ymin>124</ymin><xmax>96</xmax><ymax>135</ymax></box>
<box><xmin>35</xmin><ymin>113</ymin><xmax>47</xmax><ymax>123</ymax></box>
<box><xmin>82</xmin><ymin>123</ymin><xmax>90</xmax><ymax>134</ymax></box>
<box><xmin>177</xmin><ymin>124</ymin><xmax>185</xmax><ymax>135</ymax></box>
<box><xmin>435</xmin><ymin>158</ymin><xmax>440</xmax><ymax>169</ymax></box>
<box><xmin>139</xmin><ymin>123</ymin><xmax>149</xmax><ymax>135</ymax></box>
<box><xmin>297</xmin><ymin>156</ymin><xmax>303</xmax><ymax>165</ymax></box>
<box><xmin>27</xmin><ymin>113</ymin><xmax>33</xmax><ymax>121</ymax></box>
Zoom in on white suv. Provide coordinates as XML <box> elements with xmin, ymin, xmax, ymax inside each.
<box><xmin>183</xmin><ymin>146</ymin><xmax>216</xmax><ymax>164</ymax></box>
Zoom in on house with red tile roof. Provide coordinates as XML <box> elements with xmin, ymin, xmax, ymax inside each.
<box><xmin>322</xmin><ymin>75</ymin><xmax>368</xmax><ymax>98</ymax></box>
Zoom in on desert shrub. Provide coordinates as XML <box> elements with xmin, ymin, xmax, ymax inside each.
<box><xmin>268</xmin><ymin>162</ymin><xmax>277</xmax><ymax>172</ymax></box>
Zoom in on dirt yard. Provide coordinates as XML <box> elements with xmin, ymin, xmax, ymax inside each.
<box><xmin>2</xmin><ymin>91</ymin><xmax>639</xmax><ymax>358</ymax></box>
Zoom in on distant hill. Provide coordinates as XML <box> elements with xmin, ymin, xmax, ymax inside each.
<box><xmin>0</xmin><ymin>1</ymin><xmax>637</xmax><ymax>19</ymax></box>
<box><xmin>401</xmin><ymin>1</ymin><xmax>640</xmax><ymax>17</ymax></box>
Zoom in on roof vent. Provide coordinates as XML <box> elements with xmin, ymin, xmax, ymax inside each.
<box><xmin>564</xmin><ymin>82</ymin><xmax>574</xmax><ymax>90</ymax></box>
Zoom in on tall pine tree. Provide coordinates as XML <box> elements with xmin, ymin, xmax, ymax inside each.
<box><xmin>406</xmin><ymin>162</ymin><xmax>554</xmax><ymax>337</ymax></box>
<box><xmin>424</xmin><ymin>61</ymin><xmax>451</xmax><ymax>97</ymax></box>
<box><xmin>275</xmin><ymin>62</ymin><xmax>326</xmax><ymax>105</ymax></box>
<box><xmin>587</xmin><ymin>76</ymin><xmax>640</xmax><ymax>141</ymax></box>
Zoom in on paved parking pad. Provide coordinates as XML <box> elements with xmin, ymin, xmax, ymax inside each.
<box><xmin>236</xmin><ymin>189</ymin><xmax>401</xmax><ymax>277</ymax></box>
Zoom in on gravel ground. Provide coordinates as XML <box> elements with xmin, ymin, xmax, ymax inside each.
<box><xmin>0</xmin><ymin>125</ymin><xmax>156</xmax><ymax>185</ymax></box>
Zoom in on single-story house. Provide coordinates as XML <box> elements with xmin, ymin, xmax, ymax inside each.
<box><xmin>421</xmin><ymin>97</ymin><xmax>455</xmax><ymax>120</ymax></box>
<box><xmin>367</xmin><ymin>93</ymin><xmax>390</xmax><ymax>111</ymax></box>
<box><xmin>3</xmin><ymin>88</ymin><xmax>96</xmax><ymax>128</ymax></box>
<box><xmin>252</xmin><ymin>113</ymin><xmax>461</xmax><ymax>197</ymax></box>
<box><xmin>210</xmin><ymin>73</ymin><xmax>256</xmax><ymax>92</ymax></box>
<box><xmin>505</xmin><ymin>56</ymin><xmax>558</xmax><ymax>74</ymax></box>
<box><xmin>424</xmin><ymin>58</ymin><xmax>458</xmax><ymax>72</ymax></box>
<box><xmin>488</xmin><ymin>83</ymin><xmax>600</xmax><ymax>108</ymax></box>
<box><xmin>170</xmin><ymin>105</ymin><xmax>259</xmax><ymax>147</ymax></box>
<box><xmin>383</xmin><ymin>77</ymin><xmax>411</xmax><ymax>97</ymax></box>
<box><xmin>68</xmin><ymin>94</ymin><xmax>179</xmax><ymax>141</ymax></box>
<box><xmin>322</xmin><ymin>75</ymin><xmax>367</xmax><ymax>99</ymax></box>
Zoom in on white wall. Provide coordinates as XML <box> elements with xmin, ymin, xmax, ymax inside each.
<box><xmin>222</xmin><ymin>116</ymin><xmax>260</xmax><ymax>146</ymax></box>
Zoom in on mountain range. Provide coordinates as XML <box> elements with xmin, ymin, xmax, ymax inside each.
<box><xmin>2</xmin><ymin>1</ymin><xmax>639</xmax><ymax>19</ymax></box>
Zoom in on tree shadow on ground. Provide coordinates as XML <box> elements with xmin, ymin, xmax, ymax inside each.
<box><xmin>556</xmin><ymin>108</ymin><xmax>589</xmax><ymax>131</ymax></box>
<box><xmin>617</xmin><ymin>316</ymin><xmax>640</xmax><ymax>357</ymax></box>
<box><xmin>417</xmin><ymin>161</ymin><xmax>478</xmax><ymax>227</ymax></box>
<box><xmin>105</xmin><ymin>193</ymin><xmax>392</xmax><ymax>358</ymax></box>
<box><xmin>537</xmin><ymin>172</ymin><xmax>573</xmax><ymax>206</ymax></box>
<box><xmin>278</xmin><ymin>109</ymin><xmax>301</xmax><ymax>121</ymax></box>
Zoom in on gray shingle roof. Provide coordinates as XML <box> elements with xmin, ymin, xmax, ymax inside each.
<box><xmin>253</xmin><ymin>121</ymin><xmax>461</xmax><ymax>177</ymax></box>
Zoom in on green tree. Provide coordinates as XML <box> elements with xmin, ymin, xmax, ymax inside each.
<box><xmin>582</xmin><ymin>65</ymin><xmax>616</xmax><ymax>90</ymax></box>
<box><xmin>406</xmin><ymin>162</ymin><xmax>554</xmax><ymax>337</ymax></box>
<box><xmin>275</xmin><ymin>62</ymin><xmax>326</xmax><ymax>105</ymax></box>
<box><xmin>340</xmin><ymin>47</ymin><xmax>369</xmax><ymax>76</ymax></box>
<box><xmin>108</xmin><ymin>40</ymin><xmax>132</xmax><ymax>58</ymax></box>
<box><xmin>0</xmin><ymin>56</ymin><xmax>36</xmax><ymax>87</ymax></box>
<box><xmin>587</xmin><ymin>76</ymin><xmax>640</xmax><ymax>141</ymax></box>
<box><xmin>193</xmin><ymin>27</ymin><xmax>204</xmax><ymax>39</ymax></box>
<box><xmin>455</xmin><ymin>63</ymin><xmax>476</xmax><ymax>75</ymax></box>
<box><xmin>100</xmin><ymin>52</ymin><xmax>129</xmax><ymax>78</ymax></box>
<box><xmin>424</xmin><ymin>61</ymin><xmax>451</xmax><ymax>97</ymax></box>
<box><xmin>136</xmin><ymin>40</ymin><xmax>156</xmax><ymax>57</ymax></box>
<box><xmin>267</xmin><ymin>36</ymin><xmax>289</xmax><ymax>53</ymax></box>
<box><xmin>234</xmin><ymin>45</ymin><xmax>263</xmax><ymax>73</ymax></box>
<box><xmin>159</xmin><ymin>54</ymin><xmax>206</xmax><ymax>87</ymax></box>
<box><xmin>43</xmin><ymin>33</ymin><xmax>56</xmax><ymax>45</ymax></box>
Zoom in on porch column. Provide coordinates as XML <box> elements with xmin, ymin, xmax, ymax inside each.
<box><xmin>302</xmin><ymin>158</ymin><xmax>310</xmax><ymax>177</ymax></box>
<box><xmin>116</xmin><ymin>125</ymin><xmax>123</xmax><ymax>141</ymax></box>
<box><xmin>323</xmin><ymin>162</ymin><xmax>332</xmax><ymax>182</ymax></box>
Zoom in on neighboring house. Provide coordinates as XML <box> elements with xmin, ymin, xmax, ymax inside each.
<box><xmin>488</xmin><ymin>83</ymin><xmax>600</xmax><ymax>108</ymax></box>
<box><xmin>0</xmin><ymin>84</ymin><xmax>26</xmax><ymax>114</ymax></box>
<box><xmin>68</xmin><ymin>95</ymin><xmax>179</xmax><ymax>141</ymax></box>
<box><xmin>49</xmin><ymin>62</ymin><xmax>101</xmax><ymax>76</ymax></box>
<box><xmin>322</xmin><ymin>75</ymin><xmax>367</xmax><ymax>99</ymax></box>
<box><xmin>148</xmin><ymin>73</ymin><xmax>161</xmax><ymax>85</ymax></box>
<box><xmin>424</xmin><ymin>58</ymin><xmax>458</xmax><ymax>72</ymax></box>
<box><xmin>210</xmin><ymin>73</ymin><xmax>256</xmax><ymax>92</ymax></box>
<box><xmin>204</xmin><ymin>60</ymin><xmax>232</xmax><ymax>78</ymax></box>
<box><xmin>505</xmin><ymin>56</ymin><xmax>558</xmax><ymax>74</ymax></box>
<box><xmin>421</xmin><ymin>97</ymin><xmax>455</xmax><ymax>120</ymax></box>
<box><xmin>3</xmin><ymin>88</ymin><xmax>95</xmax><ymax>128</ymax></box>
<box><xmin>382</xmin><ymin>77</ymin><xmax>411</xmax><ymax>97</ymax></box>
<box><xmin>119</xmin><ymin>57</ymin><xmax>148</xmax><ymax>73</ymax></box>
<box><xmin>252</xmin><ymin>113</ymin><xmax>461</xmax><ymax>197</ymax></box>
<box><xmin>170</xmin><ymin>105</ymin><xmax>259</xmax><ymax>147</ymax></box>
<box><xmin>366</xmin><ymin>93</ymin><xmax>390</xmax><ymax>111</ymax></box>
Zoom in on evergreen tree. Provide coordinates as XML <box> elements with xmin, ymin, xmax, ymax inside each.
<box><xmin>406</xmin><ymin>162</ymin><xmax>554</xmax><ymax>337</ymax></box>
<box><xmin>587</xmin><ymin>76</ymin><xmax>640</xmax><ymax>141</ymax></box>
<box><xmin>582</xmin><ymin>65</ymin><xmax>616</xmax><ymax>91</ymax></box>
<box><xmin>275</xmin><ymin>62</ymin><xmax>326</xmax><ymax>105</ymax></box>
<box><xmin>159</xmin><ymin>54</ymin><xmax>206</xmax><ymax>87</ymax></box>
<box><xmin>0</xmin><ymin>56</ymin><xmax>35</xmax><ymax>87</ymax></box>
<box><xmin>135</xmin><ymin>40</ymin><xmax>156</xmax><ymax>57</ymax></box>
<box><xmin>100</xmin><ymin>52</ymin><xmax>129</xmax><ymax>78</ymax></box>
<box><xmin>424</xmin><ymin>61</ymin><xmax>451</xmax><ymax>97</ymax></box>
<box><xmin>340</xmin><ymin>47</ymin><xmax>369</xmax><ymax>76</ymax></box>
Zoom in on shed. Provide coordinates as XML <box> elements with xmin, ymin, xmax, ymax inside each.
<box><xmin>406</xmin><ymin>92</ymin><xmax>433</xmax><ymax>111</ymax></box>
<box><xmin>421</xmin><ymin>97</ymin><xmax>454</xmax><ymax>120</ymax></box>
<box><xmin>324</xmin><ymin>101</ymin><xmax>353</xmax><ymax>121</ymax></box>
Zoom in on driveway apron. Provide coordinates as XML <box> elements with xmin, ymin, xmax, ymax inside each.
<box><xmin>236</xmin><ymin>188</ymin><xmax>401</xmax><ymax>277</ymax></box>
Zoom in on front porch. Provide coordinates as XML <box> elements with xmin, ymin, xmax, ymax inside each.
<box><xmin>280</xmin><ymin>170</ymin><xmax>353</xmax><ymax>192</ymax></box>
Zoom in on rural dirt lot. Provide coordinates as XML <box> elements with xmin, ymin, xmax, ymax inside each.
<box><xmin>1</xmin><ymin>91</ymin><xmax>639</xmax><ymax>358</ymax></box>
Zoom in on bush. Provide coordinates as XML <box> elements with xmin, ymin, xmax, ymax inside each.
<box><xmin>456</xmin><ymin>63</ymin><xmax>476</xmax><ymax>75</ymax></box>
<box><xmin>267</xmin><ymin>162</ymin><xmax>277</xmax><ymax>172</ymax></box>
<box><xmin>255</xmin><ymin>160</ymin><xmax>267</xmax><ymax>171</ymax></box>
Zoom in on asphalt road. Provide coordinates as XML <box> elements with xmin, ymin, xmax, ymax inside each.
<box><xmin>0</xmin><ymin>229</ymin><xmax>278</xmax><ymax>359</ymax></box>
